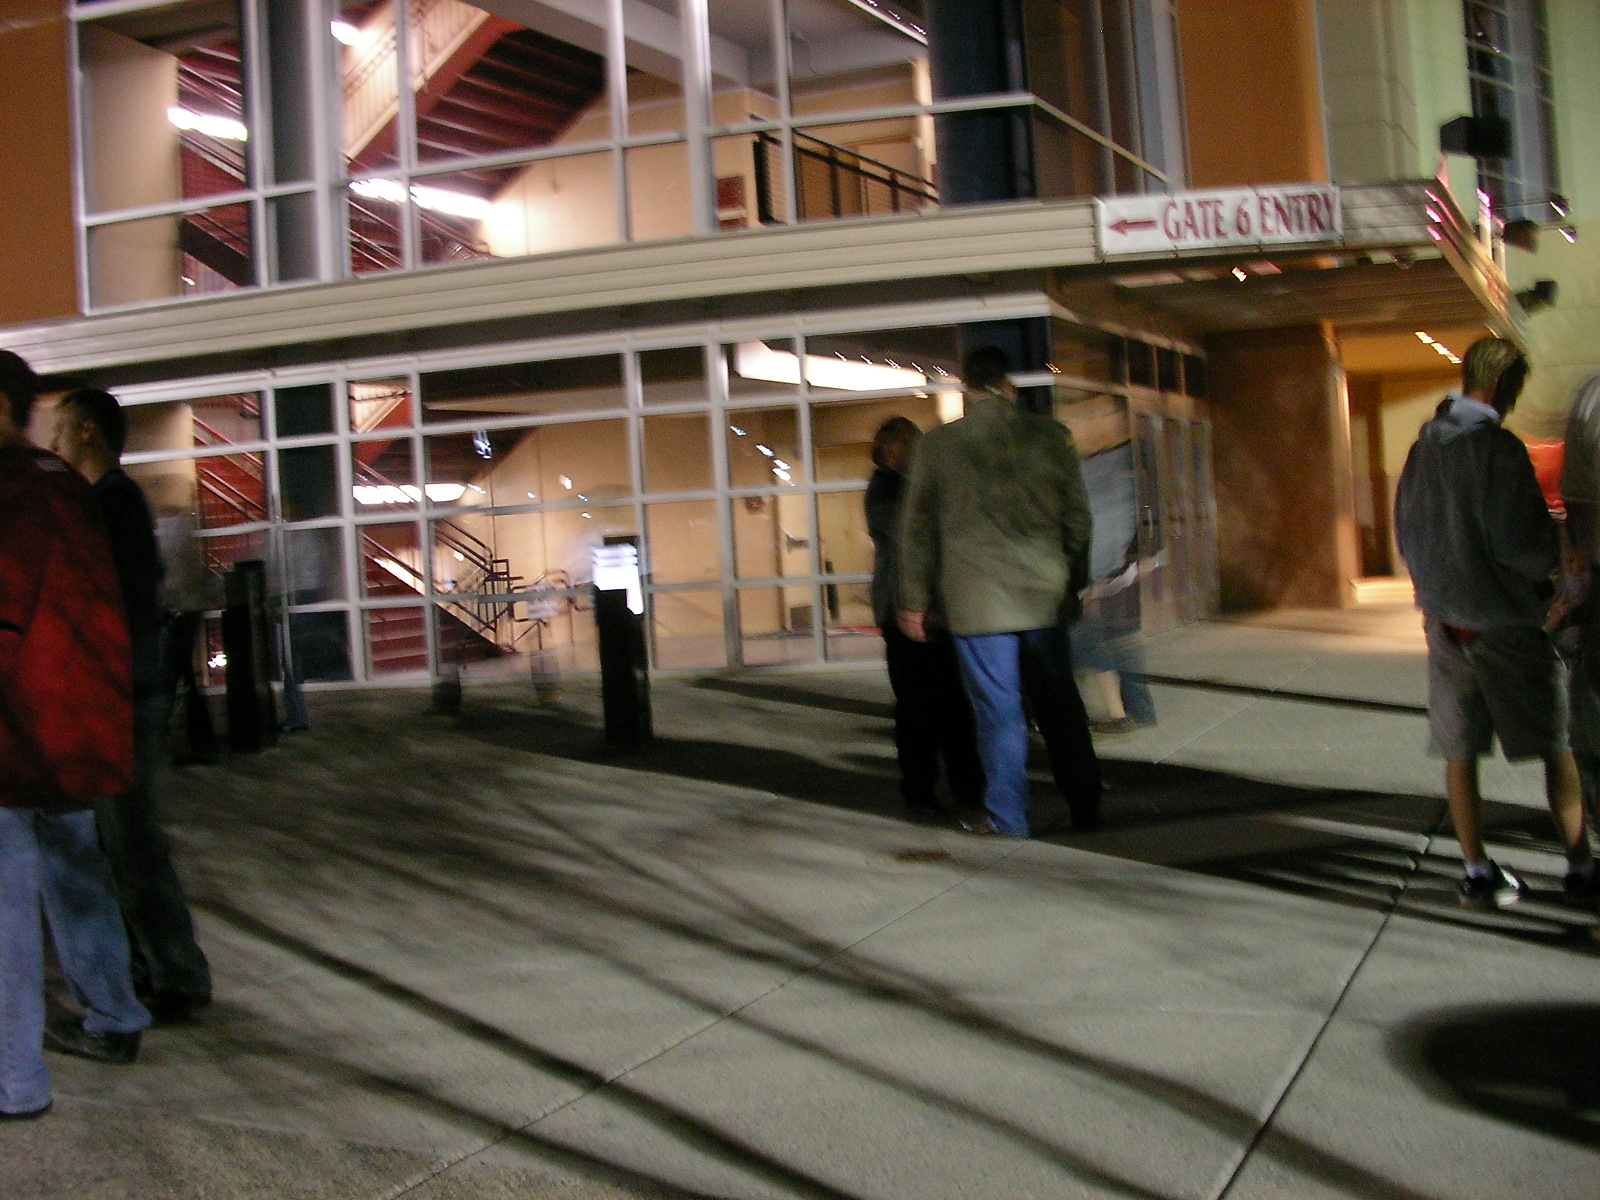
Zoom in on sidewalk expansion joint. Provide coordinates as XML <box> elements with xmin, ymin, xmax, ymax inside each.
<box><xmin>1211</xmin><ymin>802</ymin><xmax>1448</xmax><ymax>1200</ymax></box>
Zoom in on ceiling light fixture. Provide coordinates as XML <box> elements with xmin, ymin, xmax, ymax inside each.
<box><xmin>168</xmin><ymin>107</ymin><xmax>248</xmax><ymax>141</ymax></box>
<box><xmin>734</xmin><ymin>342</ymin><xmax>926</xmax><ymax>392</ymax></box>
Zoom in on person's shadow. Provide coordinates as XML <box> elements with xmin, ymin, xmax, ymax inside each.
<box><xmin>1393</xmin><ymin>1003</ymin><xmax>1600</xmax><ymax>1148</ymax></box>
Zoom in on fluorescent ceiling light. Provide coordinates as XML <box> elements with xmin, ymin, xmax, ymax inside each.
<box><xmin>734</xmin><ymin>342</ymin><xmax>926</xmax><ymax>392</ymax></box>
<box><xmin>168</xmin><ymin>107</ymin><xmax>248</xmax><ymax>142</ymax></box>
<box><xmin>351</xmin><ymin>178</ymin><xmax>492</xmax><ymax>220</ymax></box>
<box><xmin>330</xmin><ymin>20</ymin><xmax>361</xmax><ymax>44</ymax></box>
<box><xmin>354</xmin><ymin>483</ymin><xmax>467</xmax><ymax>504</ymax></box>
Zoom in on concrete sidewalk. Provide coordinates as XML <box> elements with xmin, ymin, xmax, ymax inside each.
<box><xmin>9</xmin><ymin>613</ymin><xmax>1599</xmax><ymax>1200</ymax></box>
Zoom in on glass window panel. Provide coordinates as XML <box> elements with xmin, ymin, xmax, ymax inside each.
<box><xmin>811</xmin><ymin>397</ymin><xmax>938</xmax><ymax>483</ymax></box>
<box><xmin>286</xmin><ymin>610</ymin><xmax>352</xmax><ymax>682</ymax></box>
<box><xmin>724</xmin><ymin>338</ymin><xmax>800</xmax><ymax>400</ymax></box>
<box><xmin>124</xmin><ymin>460</ymin><xmax>200</xmax><ymax>523</ymax></box>
<box><xmin>201</xmin><ymin>614</ymin><xmax>227</xmax><ymax>688</ymax></box>
<box><xmin>425</xmin><ymin>419</ymin><xmax>629</xmax><ymax>512</ymax></box>
<box><xmin>625</xmin><ymin>0</ymin><xmax>685</xmax><ymax>136</ymax></box>
<box><xmin>650</xmin><ymin>590</ymin><xmax>727</xmax><ymax>670</ymax></box>
<box><xmin>711</xmin><ymin>134</ymin><xmax>761</xmax><ymax>230</ymax></box>
<box><xmin>732</xmin><ymin>491</ymin><xmax>811</xmax><ymax>580</ymax></box>
<box><xmin>474</xmin><ymin>151</ymin><xmax>620</xmax><ymax>260</ymax></box>
<box><xmin>1030</xmin><ymin>114</ymin><xmax>1111</xmax><ymax>200</ymax></box>
<box><xmin>179</xmin><ymin>203</ymin><xmax>255</xmax><ymax>295</ymax></box>
<box><xmin>88</xmin><ymin>203</ymin><xmax>255</xmax><ymax>307</ymax></box>
<box><xmin>645</xmin><ymin>501</ymin><xmax>719</xmax><ymax>584</ymax></box>
<box><xmin>434</xmin><ymin>599</ymin><xmax>517</xmax><ymax>669</ymax></box>
<box><xmin>339</xmin><ymin>0</ymin><xmax>400</xmax><ymax>173</ymax></box>
<box><xmin>710</xmin><ymin>0</ymin><xmax>782</xmax><ymax>116</ymax></box>
<box><xmin>195</xmin><ymin>452</ymin><xmax>269</xmax><ymax>528</ymax></box>
<box><xmin>350</xmin><ymin>377</ymin><xmax>414</xmax><ymax>433</ymax></box>
<box><xmin>79</xmin><ymin>6</ymin><xmax>249</xmax><ymax>216</ymax></box>
<box><xmin>1157</xmin><ymin>347</ymin><xmax>1181</xmax><ymax>393</ymax></box>
<box><xmin>789</xmin><ymin>2</ymin><xmax>924</xmax><ymax>119</ymax></box>
<box><xmin>412</xmin><ymin>8</ymin><xmax>606</xmax><ymax>169</ymax></box>
<box><xmin>348</xmin><ymin>183</ymin><xmax>402</xmax><ymax>274</ymax></box>
<box><xmin>640</xmin><ymin>346</ymin><xmax>707</xmax><ymax>406</ymax></box>
<box><xmin>366</xmin><ymin>606</ymin><xmax>428</xmax><ymax>675</ymax></box>
<box><xmin>726</xmin><ymin>406</ymin><xmax>802</xmax><ymax>488</ymax></box>
<box><xmin>1051</xmin><ymin>324</ymin><xmax>1119</xmax><ymax>384</ymax></box>
<box><xmin>791</xmin><ymin>121</ymin><xmax>935</xmax><ymax>222</ymax></box>
<box><xmin>816</xmin><ymin>489</ymin><xmax>872</xmax><ymax>582</ymax></box>
<box><xmin>358</xmin><ymin>521</ymin><xmax>427</xmax><ymax>600</ymax></box>
<box><xmin>421</xmin><ymin>356</ymin><xmax>626</xmax><ymax>423</ymax></box>
<box><xmin>824</xmin><ymin>595</ymin><xmax>881</xmax><ymax>662</ymax></box>
<box><xmin>738</xmin><ymin>585</ymin><xmax>816</xmax><ymax>666</ymax></box>
<box><xmin>643</xmin><ymin>413</ymin><xmax>711</xmax><ymax>494</ymax></box>
<box><xmin>628</xmin><ymin>142</ymin><xmax>695</xmax><ymax>241</ymax></box>
<box><xmin>352</xmin><ymin>435</ymin><xmax>418</xmax><ymax>510</ymax></box>
<box><xmin>273</xmin><ymin>383</ymin><xmax>335</xmax><ymax>437</ymax></box>
<box><xmin>195</xmin><ymin>527</ymin><xmax>266</xmax><ymax>575</ymax></box>
<box><xmin>433</xmin><ymin>503</ymin><xmax>636</xmax><ymax>597</ymax></box>
<box><xmin>409</xmin><ymin>171</ymin><xmax>496</xmax><ymax>268</ymax></box>
<box><xmin>279</xmin><ymin>525</ymin><xmax>346</xmax><ymax>602</ymax></box>
<box><xmin>278</xmin><ymin>445</ymin><xmax>340</xmax><ymax>521</ymax></box>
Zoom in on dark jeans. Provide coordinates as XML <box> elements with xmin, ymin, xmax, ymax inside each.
<box><xmin>883</xmin><ymin>626</ymin><xmax>985</xmax><ymax>812</ymax></box>
<box><xmin>94</xmin><ymin>692</ymin><xmax>212</xmax><ymax>1004</ymax></box>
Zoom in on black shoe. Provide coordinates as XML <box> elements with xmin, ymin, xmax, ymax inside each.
<box><xmin>147</xmin><ymin>992</ymin><xmax>211</xmax><ymax>1026</ymax></box>
<box><xmin>1563</xmin><ymin>863</ymin><xmax>1600</xmax><ymax>905</ymax></box>
<box><xmin>44</xmin><ymin>1022</ymin><xmax>140</xmax><ymax>1065</ymax></box>
<box><xmin>1458</xmin><ymin>863</ymin><xmax>1526</xmax><ymax>910</ymax></box>
<box><xmin>0</xmin><ymin>1102</ymin><xmax>51</xmax><ymax>1121</ymax></box>
<box><xmin>958</xmin><ymin>815</ymin><xmax>1001</xmax><ymax>836</ymax></box>
<box><xmin>1068</xmin><ymin>791</ymin><xmax>1103</xmax><ymax>833</ymax></box>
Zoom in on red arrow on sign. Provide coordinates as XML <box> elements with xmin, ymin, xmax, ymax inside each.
<box><xmin>1108</xmin><ymin>218</ymin><xmax>1158</xmax><ymax>234</ymax></box>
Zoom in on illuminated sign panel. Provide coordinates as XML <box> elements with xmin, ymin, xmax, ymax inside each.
<box><xmin>1097</xmin><ymin>185</ymin><xmax>1342</xmax><ymax>256</ymax></box>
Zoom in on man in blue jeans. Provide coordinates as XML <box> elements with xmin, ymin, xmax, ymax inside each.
<box><xmin>0</xmin><ymin>353</ymin><xmax>150</xmax><ymax>1120</ymax></box>
<box><xmin>898</xmin><ymin>344</ymin><xmax>1102</xmax><ymax>836</ymax></box>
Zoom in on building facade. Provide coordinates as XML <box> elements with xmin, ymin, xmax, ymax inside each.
<box><xmin>0</xmin><ymin>0</ymin><xmax>1568</xmax><ymax>687</ymax></box>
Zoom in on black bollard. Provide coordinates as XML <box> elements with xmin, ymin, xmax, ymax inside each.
<box><xmin>594</xmin><ymin>585</ymin><xmax>651</xmax><ymax>749</ymax></box>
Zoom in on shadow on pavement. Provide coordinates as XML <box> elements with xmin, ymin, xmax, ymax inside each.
<box><xmin>450</xmin><ymin>696</ymin><xmax>1600</xmax><ymax>957</ymax></box>
<box><xmin>1391</xmin><ymin>1004</ymin><xmax>1600</xmax><ymax>1149</ymax></box>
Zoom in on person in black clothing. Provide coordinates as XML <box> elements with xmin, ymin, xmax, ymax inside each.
<box><xmin>52</xmin><ymin>388</ymin><xmax>213</xmax><ymax>1022</ymax></box>
<box><xmin>866</xmin><ymin>417</ymin><xmax>984</xmax><ymax>821</ymax></box>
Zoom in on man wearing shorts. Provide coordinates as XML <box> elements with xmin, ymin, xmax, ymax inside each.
<box><xmin>1396</xmin><ymin>337</ymin><xmax>1595</xmax><ymax>907</ymax></box>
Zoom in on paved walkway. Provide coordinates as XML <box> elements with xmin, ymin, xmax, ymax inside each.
<box><xmin>9</xmin><ymin>610</ymin><xmax>1599</xmax><ymax>1200</ymax></box>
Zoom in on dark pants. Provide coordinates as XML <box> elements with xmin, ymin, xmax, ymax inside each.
<box><xmin>94</xmin><ymin>691</ymin><xmax>212</xmax><ymax>1005</ymax></box>
<box><xmin>883</xmin><ymin>626</ymin><xmax>985</xmax><ymax>813</ymax></box>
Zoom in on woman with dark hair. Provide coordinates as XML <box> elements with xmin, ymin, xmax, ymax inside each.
<box><xmin>866</xmin><ymin>417</ymin><xmax>983</xmax><ymax>821</ymax></box>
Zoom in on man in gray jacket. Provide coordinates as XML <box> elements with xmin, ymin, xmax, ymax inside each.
<box><xmin>898</xmin><ymin>344</ymin><xmax>1100</xmax><ymax>836</ymax></box>
<box><xmin>1395</xmin><ymin>336</ymin><xmax>1594</xmax><ymax>907</ymax></box>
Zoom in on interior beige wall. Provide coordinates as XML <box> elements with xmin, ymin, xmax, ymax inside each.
<box><xmin>0</xmin><ymin>0</ymin><xmax>78</xmax><ymax>323</ymax></box>
<box><xmin>1208</xmin><ymin>324</ymin><xmax>1358</xmax><ymax>609</ymax></box>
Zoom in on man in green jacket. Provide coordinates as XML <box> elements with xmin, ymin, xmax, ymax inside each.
<box><xmin>898</xmin><ymin>344</ymin><xmax>1102</xmax><ymax>836</ymax></box>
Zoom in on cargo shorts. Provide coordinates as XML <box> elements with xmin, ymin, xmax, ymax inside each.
<box><xmin>1425</xmin><ymin>618</ymin><xmax>1566</xmax><ymax>761</ymax></box>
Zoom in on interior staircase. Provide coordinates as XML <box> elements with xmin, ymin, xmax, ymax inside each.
<box><xmin>191</xmin><ymin>409</ymin><xmax>507</xmax><ymax>673</ymax></box>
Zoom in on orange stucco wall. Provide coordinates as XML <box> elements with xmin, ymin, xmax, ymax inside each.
<box><xmin>1177</xmin><ymin>0</ymin><xmax>1329</xmax><ymax>187</ymax></box>
<box><xmin>0</xmin><ymin>0</ymin><xmax>79</xmax><ymax>324</ymax></box>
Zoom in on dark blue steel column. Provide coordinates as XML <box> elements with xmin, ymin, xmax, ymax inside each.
<box><xmin>927</xmin><ymin>0</ymin><xmax>1053</xmax><ymax>413</ymax></box>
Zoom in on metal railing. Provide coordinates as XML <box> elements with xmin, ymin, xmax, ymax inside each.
<box><xmin>753</xmin><ymin>129</ymin><xmax>937</xmax><ymax>225</ymax></box>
